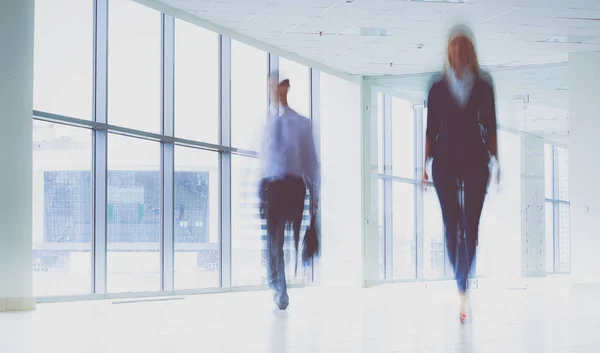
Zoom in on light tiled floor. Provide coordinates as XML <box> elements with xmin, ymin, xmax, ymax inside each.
<box><xmin>1</xmin><ymin>279</ymin><xmax>599</xmax><ymax>353</ymax></box>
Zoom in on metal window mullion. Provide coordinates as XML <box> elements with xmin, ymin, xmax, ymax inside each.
<box><xmin>383</xmin><ymin>179</ymin><xmax>393</xmax><ymax>280</ymax></box>
<box><xmin>310</xmin><ymin>68</ymin><xmax>321</xmax><ymax>284</ymax></box>
<box><xmin>219</xmin><ymin>35</ymin><xmax>232</xmax><ymax>288</ymax></box>
<box><xmin>161</xmin><ymin>14</ymin><xmax>175</xmax><ymax>293</ymax></box>
<box><xmin>268</xmin><ymin>53</ymin><xmax>279</xmax><ymax>116</ymax></box>
<box><xmin>383</xmin><ymin>95</ymin><xmax>393</xmax><ymax>279</ymax></box>
<box><xmin>552</xmin><ymin>146</ymin><xmax>560</xmax><ymax>272</ymax></box>
<box><xmin>378</xmin><ymin>174</ymin><xmax>418</xmax><ymax>184</ymax></box>
<box><xmin>553</xmin><ymin>146</ymin><xmax>559</xmax><ymax>201</ymax></box>
<box><xmin>553</xmin><ymin>201</ymin><xmax>559</xmax><ymax>272</ymax></box>
<box><xmin>93</xmin><ymin>0</ymin><xmax>109</xmax><ymax>295</ymax></box>
<box><xmin>554</xmin><ymin>147</ymin><xmax>563</xmax><ymax>272</ymax></box>
<box><xmin>414</xmin><ymin>105</ymin><xmax>424</xmax><ymax>280</ymax></box>
<box><xmin>310</xmin><ymin>68</ymin><xmax>320</xmax><ymax>155</ymax></box>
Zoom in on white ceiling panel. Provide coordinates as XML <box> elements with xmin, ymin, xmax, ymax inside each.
<box><xmin>160</xmin><ymin>0</ymin><xmax>600</xmax><ymax>76</ymax></box>
<box><xmin>193</xmin><ymin>10</ymin><xmax>253</xmax><ymax>22</ymax></box>
<box><xmin>258</xmin><ymin>4</ymin><xmax>328</xmax><ymax>17</ymax></box>
<box><xmin>469</xmin><ymin>0</ymin><xmax>539</xmax><ymax>5</ymax></box>
<box><xmin>482</xmin><ymin>6</ymin><xmax>568</xmax><ymax>25</ymax></box>
<box><xmin>202</xmin><ymin>1</ymin><xmax>270</xmax><ymax>13</ymax></box>
<box><xmin>537</xmin><ymin>0</ymin><xmax>600</xmax><ymax>10</ymax></box>
<box><xmin>276</xmin><ymin>0</ymin><xmax>341</xmax><ymax>5</ymax></box>
<box><xmin>558</xmin><ymin>9</ymin><xmax>600</xmax><ymax>19</ymax></box>
<box><xmin>156</xmin><ymin>0</ymin><xmax>600</xmax><ymax>142</ymax></box>
<box><xmin>166</xmin><ymin>0</ymin><xmax>211</xmax><ymax>11</ymax></box>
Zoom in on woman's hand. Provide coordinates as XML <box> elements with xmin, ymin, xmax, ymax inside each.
<box><xmin>422</xmin><ymin>171</ymin><xmax>429</xmax><ymax>191</ymax></box>
<box><xmin>489</xmin><ymin>156</ymin><xmax>501</xmax><ymax>191</ymax></box>
<box><xmin>495</xmin><ymin>165</ymin><xmax>501</xmax><ymax>185</ymax></box>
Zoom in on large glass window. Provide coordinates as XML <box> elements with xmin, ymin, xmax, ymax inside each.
<box><xmin>279</xmin><ymin>58</ymin><xmax>310</xmax><ymax>118</ymax></box>
<box><xmin>391</xmin><ymin>98</ymin><xmax>414</xmax><ymax>179</ymax></box>
<box><xmin>174</xmin><ymin>20</ymin><xmax>219</xmax><ymax>143</ymax></box>
<box><xmin>423</xmin><ymin>188</ymin><xmax>444</xmax><ymax>279</ymax></box>
<box><xmin>545</xmin><ymin>144</ymin><xmax>570</xmax><ymax>273</ymax></box>
<box><xmin>32</xmin><ymin>121</ymin><xmax>93</xmax><ymax>296</ymax></box>
<box><xmin>231</xmin><ymin>155</ymin><xmax>265</xmax><ymax>286</ymax></box>
<box><xmin>107</xmin><ymin>135</ymin><xmax>161</xmax><ymax>293</ymax></box>
<box><xmin>545</xmin><ymin>202</ymin><xmax>554</xmax><ymax>273</ymax></box>
<box><xmin>378</xmin><ymin>95</ymin><xmax>418</xmax><ymax>281</ymax></box>
<box><xmin>33</xmin><ymin>0</ymin><xmax>319</xmax><ymax>298</ymax></box>
<box><xmin>558</xmin><ymin>204</ymin><xmax>570</xmax><ymax>272</ymax></box>
<box><xmin>557</xmin><ymin>147</ymin><xmax>569</xmax><ymax>201</ymax></box>
<box><xmin>231</xmin><ymin>40</ymin><xmax>267</xmax><ymax>150</ymax></box>
<box><xmin>392</xmin><ymin>182</ymin><xmax>416</xmax><ymax>280</ymax></box>
<box><xmin>544</xmin><ymin>144</ymin><xmax>554</xmax><ymax>198</ymax></box>
<box><xmin>174</xmin><ymin>147</ymin><xmax>219</xmax><ymax>290</ymax></box>
<box><xmin>378</xmin><ymin>180</ymin><xmax>385</xmax><ymax>280</ymax></box>
<box><xmin>108</xmin><ymin>0</ymin><xmax>161</xmax><ymax>133</ymax></box>
<box><xmin>34</xmin><ymin>0</ymin><xmax>93</xmax><ymax>120</ymax></box>
<box><xmin>377</xmin><ymin>92</ymin><xmax>384</xmax><ymax>174</ymax></box>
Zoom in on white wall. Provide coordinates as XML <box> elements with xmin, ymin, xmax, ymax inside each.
<box><xmin>0</xmin><ymin>0</ymin><xmax>34</xmax><ymax>303</ymax></box>
<box><xmin>318</xmin><ymin>73</ymin><xmax>364</xmax><ymax>287</ymax></box>
<box><xmin>569</xmin><ymin>52</ymin><xmax>600</xmax><ymax>283</ymax></box>
<box><xmin>477</xmin><ymin>131</ymin><xmax>523</xmax><ymax>286</ymax></box>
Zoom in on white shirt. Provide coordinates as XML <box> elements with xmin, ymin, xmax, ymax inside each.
<box><xmin>447</xmin><ymin>67</ymin><xmax>475</xmax><ymax>108</ymax></box>
<box><xmin>259</xmin><ymin>106</ymin><xmax>320</xmax><ymax>197</ymax></box>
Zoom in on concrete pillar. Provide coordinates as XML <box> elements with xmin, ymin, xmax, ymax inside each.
<box><xmin>318</xmin><ymin>73</ymin><xmax>365</xmax><ymax>287</ymax></box>
<box><xmin>0</xmin><ymin>0</ymin><xmax>35</xmax><ymax>310</ymax></box>
<box><xmin>362</xmin><ymin>79</ymin><xmax>380</xmax><ymax>286</ymax></box>
<box><xmin>569</xmin><ymin>52</ymin><xmax>600</xmax><ymax>284</ymax></box>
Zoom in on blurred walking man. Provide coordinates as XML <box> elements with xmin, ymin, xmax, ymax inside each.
<box><xmin>258</xmin><ymin>71</ymin><xmax>319</xmax><ymax>310</ymax></box>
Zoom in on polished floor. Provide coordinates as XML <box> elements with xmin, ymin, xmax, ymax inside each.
<box><xmin>1</xmin><ymin>278</ymin><xmax>599</xmax><ymax>353</ymax></box>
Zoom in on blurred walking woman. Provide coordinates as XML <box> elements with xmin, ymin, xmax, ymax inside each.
<box><xmin>422</xmin><ymin>25</ymin><xmax>499</xmax><ymax>324</ymax></box>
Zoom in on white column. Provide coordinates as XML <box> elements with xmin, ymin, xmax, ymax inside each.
<box><xmin>318</xmin><ymin>73</ymin><xmax>364</xmax><ymax>287</ymax></box>
<box><xmin>0</xmin><ymin>0</ymin><xmax>35</xmax><ymax>310</ymax></box>
<box><xmin>362</xmin><ymin>80</ymin><xmax>380</xmax><ymax>286</ymax></box>
<box><xmin>569</xmin><ymin>52</ymin><xmax>600</xmax><ymax>283</ymax></box>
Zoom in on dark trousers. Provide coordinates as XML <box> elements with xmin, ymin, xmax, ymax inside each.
<box><xmin>265</xmin><ymin>176</ymin><xmax>306</xmax><ymax>308</ymax></box>
<box><xmin>433</xmin><ymin>159</ymin><xmax>489</xmax><ymax>294</ymax></box>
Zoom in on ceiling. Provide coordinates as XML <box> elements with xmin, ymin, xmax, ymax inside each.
<box><xmin>157</xmin><ymin>0</ymin><xmax>599</xmax><ymax>144</ymax></box>
<box><xmin>160</xmin><ymin>0</ymin><xmax>600</xmax><ymax>76</ymax></box>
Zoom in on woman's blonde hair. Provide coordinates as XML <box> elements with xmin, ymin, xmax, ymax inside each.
<box><xmin>445</xmin><ymin>24</ymin><xmax>480</xmax><ymax>74</ymax></box>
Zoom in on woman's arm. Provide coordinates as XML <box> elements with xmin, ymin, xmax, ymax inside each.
<box><xmin>483</xmin><ymin>80</ymin><xmax>500</xmax><ymax>184</ymax></box>
<box><xmin>424</xmin><ymin>138</ymin><xmax>434</xmax><ymax>165</ymax></box>
<box><xmin>489</xmin><ymin>134</ymin><xmax>498</xmax><ymax>161</ymax></box>
<box><xmin>423</xmin><ymin>86</ymin><xmax>439</xmax><ymax>186</ymax></box>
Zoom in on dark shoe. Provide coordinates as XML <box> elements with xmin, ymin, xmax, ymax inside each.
<box><xmin>273</xmin><ymin>291</ymin><xmax>289</xmax><ymax>310</ymax></box>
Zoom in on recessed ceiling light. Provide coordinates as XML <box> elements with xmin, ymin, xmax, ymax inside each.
<box><xmin>411</xmin><ymin>0</ymin><xmax>466</xmax><ymax>3</ymax></box>
<box><xmin>541</xmin><ymin>35</ymin><xmax>597</xmax><ymax>44</ymax></box>
<box><xmin>555</xmin><ymin>16</ymin><xmax>600</xmax><ymax>21</ymax></box>
<box><xmin>340</xmin><ymin>27</ymin><xmax>389</xmax><ymax>36</ymax></box>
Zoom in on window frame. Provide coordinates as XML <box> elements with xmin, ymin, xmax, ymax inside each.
<box><xmin>33</xmin><ymin>0</ymin><xmax>320</xmax><ymax>301</ymax></box>
<box><xmin>378</xmin><ymin>93</ymin><xmax>433</xmax><ymax>282</ymax></box>
<box><xmin>545</xmin><ymin>144</ymin><xmax>571</xmax><ymax>274</ymax></box>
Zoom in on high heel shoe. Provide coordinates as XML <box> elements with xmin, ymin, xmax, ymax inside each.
<box><xmin>460</xmin><ymin>312</ymin><xmax>467</xmax><ymax>325</ymax></box>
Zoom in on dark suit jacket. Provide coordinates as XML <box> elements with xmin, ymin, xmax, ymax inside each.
<box><xmin>426</xmin><ymin>71</ymin><xmax>497</xmax><ymax>167</ymax></box>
